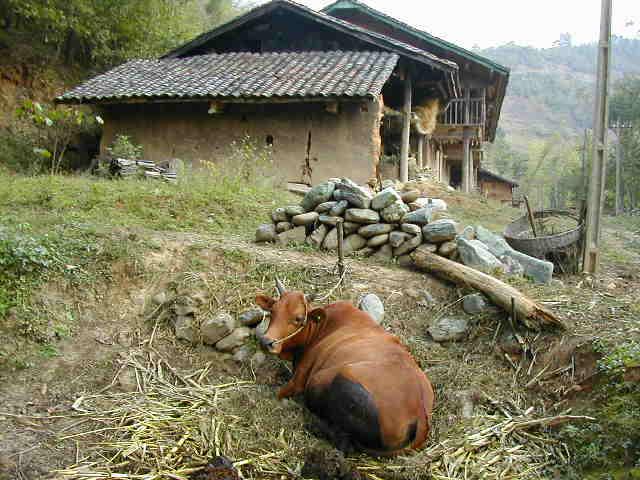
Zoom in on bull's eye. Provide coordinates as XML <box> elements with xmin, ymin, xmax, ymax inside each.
<box><xmin>295</xmin><ymin>315</ymin><xmax>305</xmax><ymax>324</ymax></box>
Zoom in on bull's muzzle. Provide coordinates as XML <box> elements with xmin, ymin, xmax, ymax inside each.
<box><xmin>258</xmin><ymin>334</ymin><xmax>280</xmax><ymax>354</ymax></box>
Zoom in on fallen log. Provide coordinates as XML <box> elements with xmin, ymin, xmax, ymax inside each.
<box><xmin>411</xmin><ymin>246</ymin><xmax>566</xmax><ymax>330</ymax></box>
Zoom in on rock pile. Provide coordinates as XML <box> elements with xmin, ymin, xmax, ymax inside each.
<box><xmin>256</xmin><ymin>178</ymin><xmax>554</xmax><ymax>284</ymax></box>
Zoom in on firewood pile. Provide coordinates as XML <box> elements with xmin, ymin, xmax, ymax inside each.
<box><xmin>107</xmin><ymin>157</ymin><xmax>178</xmax><ymax>182</ymax></box>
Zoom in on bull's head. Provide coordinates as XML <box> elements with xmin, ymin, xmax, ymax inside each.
<box><xmin>255</xmin><ymin>278</ymin><xmax>325</xmax><ymax>355</ymax></box>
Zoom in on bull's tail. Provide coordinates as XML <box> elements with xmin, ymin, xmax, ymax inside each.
<box><xmin>412</xmin><ymin>372</ymin><xmax>435</xmax><ymax>451</ymax></box>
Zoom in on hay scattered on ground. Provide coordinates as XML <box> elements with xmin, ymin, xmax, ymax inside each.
<box><xmin>51</xmin><ymin>344</ymin><xmax>594</xmax><ymax>480</ymax></box>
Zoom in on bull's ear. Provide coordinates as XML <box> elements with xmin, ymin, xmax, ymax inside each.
<box><xmin>256</xmin><ymin>294</ymin><xmax>275</xmax><ymax>311</ymax></box>
<box><xmin>308</xmin><ymin>307</ymin><xmax>326</xmax><ymax>323</ymax></box>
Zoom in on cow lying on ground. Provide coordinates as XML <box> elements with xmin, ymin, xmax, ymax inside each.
<box><xmin>256</xmin><ymin>279</ymin><xmax>435</xmax><ymax>456</ymax></box>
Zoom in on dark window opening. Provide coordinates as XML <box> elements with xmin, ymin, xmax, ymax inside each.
<box><xmin>266</xmin><ymin>134</ymin><xmax>274</xmax><ymax>146</ymax></box>
<box><xmin>241</xmin><ymin>115</ymin><xmax>248</xmax><ymax>123</ymax></box>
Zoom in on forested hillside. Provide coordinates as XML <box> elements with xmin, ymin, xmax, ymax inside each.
<box><xmin>479</xmin><ymin>37</ymin><xmax>640</xmax><ymax>212</ymax></box>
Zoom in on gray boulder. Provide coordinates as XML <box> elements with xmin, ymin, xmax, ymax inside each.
<box><xmin>393</xmin><ymin>232</ymin><xmax>423</xmax><ymax>256</ymax></box>
<box><xmin>255</xmin><ymin>224</ymin><xmax>277</xmax><ymax>243</ymax></box>
<box><xmin>215</xmin><ymin>327</ymin><xmax>252</xmax><ymax>352</ymax></box>
<box><xmin>272</xmin><ymin>208</ymin><xmax>289</xmax><ymax>223</ymax></box>
<box><xmin>174</xmin><ymin>315</ymin><xmax>197</xmax><ymax>343</ymax></box>
<box><xmin>456</xmin><ymin>237</ymin><xmax>504</xmax><ymax>273</ymax></box>
<box><xmin>333</xmin><ymin>178</ymin><xmax>373</xmax><ymax>209</ymax></box>
<box><xmin>358</xmin><ymin>247</ymin><xmax>377</xmax><ymax>257</ymax></box>
<box><xmin>381</xmin><ymin>201</ymin><xmax>410</xmax><ymax>223</ymax></box>
<box><xmin>233</xmin><ymin>346</ymin><xmax>252</xmax><ymax>363</ymax></box>
<box><xmin>301</xmin><ymin>181</ymin><xmax>336</xmax><ymax>212</ymax></box>
<box><xmin>343</xmin><ymin>234</ymin><xmax>367</xmax><ymax>255</ymax></box>
<box><xmin>389</xmin><ymin>231</ymin><xmax>410</xmax><ymax>248</ymax></box>
<box><xmin>463</xmin><ymin>294</ymin><xmax>489</xmax><ymax>315</ymax></box>
<box><xmin>329</xmin><ymin>200</ymin><xmax>349</xmax><ymax>217</ymax></box>
<box><xmin>319</xmin><ymin>215</ymin><xmax>343</xmax><ymax>226</ymax></box>
<box><xmin>358</xmin><ymin>294</ymin><xmax>384</xmax><ymax>324</ymax></box>
<box><xmin>344</xmin><ymin>222</ymin><xmax>360</xmax><ymax>235</ymax></box>
<box><xmin>306</xmin><ymin>224</ymin><xmax>329</xmax><ymax>248</ymax></box>
<box><xmin>239</xmin><ymin>309</ymin><xmax>266</xmax><ymax>327</ymax></box>
<box><xmin>358</xmin><ymin>223</ymin><xmax>394</xmax><ymax>238</ymax></box>
<box><xmin>201</xmin><ymin>311</ymin><xmax>236</xmax><ymax>345</ymax></box>
<box><xmin>285</xmin><ymin>205</ymin><xmax>306</xmax><ymax>217</ymax></box>
<box><xmin>372</xmin><ymin>244</ymin><xmax>393</xmax><ymax>261</ymax></box>
<box><xmin>401</xmin><ymin>223</ymin><xmax>422</xmax><ymax>235</ymax></box>
<box><xmin>276</xmin><ymin>226</ymin><xmax>307</xmax><ymax>246</ymax></box>
<box><xmin>461</xmin><ymin>226</ymin><xmax>476</xmax><ymax>240</ymax></box>
<box><xmin>345</xmin><ymin>208</ymin><xmax>380</xmax><ymax>224</ymax></box>
<box><xmin>371</xmin><ymin>187</ymin><xmax>401</xmax><ymax>211</ymax></box>
<box><xmin>419</xmin><ymin>243</ymin><xmax>439</xmax><ymax>254</ymax></box>
<box><xmin>276</xmin><ymin>222</ymin><xmax>292</xmax><ymax>233</ymax></box>
<box><xmin>322</xmin><ymin>228</ymin><xmax>338</xmax><ymax>250</ymax></box>
<box><xmin>422</xmin><ymin>219</ymin><xmax>458</xmax><ymax>243</ymax></box>
<box><xmin>501</xmin><ymin>255</ymin><xmax>525</xmax><ymax>276</ymax></box>
<box><xmin>400</xmin><ymin>190</ymin><xmax>420</xmax><ymax>204</ymax></box>
<box><xmin>367</xmin><ymin>234</ymin><xmax>389</xmax><ymax>247</ymax></box>
<box><xmin>292</xmin><ymin>211</ymin><xmax>319</xmax><ymax>226</ymax></box>
<box><xmin>402</xmin><ymin>207</ymin><xmax>433</xmax><ymax>225</ymax></box>
<box><xmin>429</xmin><ymin>317</ymin><xmax>470</xmax><ymax>342</ymax></box>
<box><xmin>314</xmin><ymin>201</ymin><xmax>337</xmax><ymax>213</ymax></box>
<box><xmin>475</xmin><ymin>226</ymin><xmax>553</xmax><ymax>284</ymax></box>
<box><xmin>397</xmin><ymin>255</ymin><xmax>414</xmax><ymax>267</ymax></box>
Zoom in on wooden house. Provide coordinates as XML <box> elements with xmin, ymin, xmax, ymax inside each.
<box><xmin>57</xmin><ymin>0</ymin><xmax>509</xmax><ymax>188</ymax></box>
<box><xmin>478</xmin><ymin>168</ymin><xmax>519</xmax><ymax>204</ymax></box>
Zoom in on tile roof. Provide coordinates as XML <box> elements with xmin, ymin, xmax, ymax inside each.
<box><xmin>163</xmin><ymin>0</ymin><xmax>457</xmax><ymax>73</ymax></box>
<box><xmin>479</xmin><ymin>168</ymin><xmax>519</xmax><ymax>187</ymax></box>
<box><xmin>57</xmin><ymin>51</ymin><xmax>400</xmax><ymax>104</ymax></box>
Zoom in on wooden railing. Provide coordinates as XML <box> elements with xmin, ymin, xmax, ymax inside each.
<box><xmin>438</xmin><ymin>98</ymin><xmax>486</xmax><ymax>126</ymax></box>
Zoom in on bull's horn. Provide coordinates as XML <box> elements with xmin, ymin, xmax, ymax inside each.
<box><xmin>275</xmin><ymin>277</ymin><xmax>286</xmax><ymax>297</ymax></box>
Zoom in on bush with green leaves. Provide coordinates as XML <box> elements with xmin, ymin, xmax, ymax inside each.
<box><xmin>107</xmin><ymin>134</ymin><xmax>143</xmax><ymax>160</ymax></box>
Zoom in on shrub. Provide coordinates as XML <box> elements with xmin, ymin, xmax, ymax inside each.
<box><xmin>107</xmin><ymin>134</ymin><xmax>143</xmax><ymax>160</ymax></box>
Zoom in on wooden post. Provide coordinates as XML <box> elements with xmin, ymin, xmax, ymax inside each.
<box><xmin>577</xmin><ymin>129</ymin><xmax>588</xmax><ymax>216</ymax></box>
<box><xmin>462</xmin><ymin>128</ymin><xmax>472</xmax><ymax>193</ymax></box>
<box><xmin>614</xmin><ymin>124</ymin><xmax>623</xmax><ymax>216</ymax></box>
<box><xmin>337</xmin><ymin>220</ymin><xmax>345</xmax><ymax>277</ymax></box>
<box><xmin>417</xmin><ymin>134</ymin><xmax>425</xmax><ymax>169</ymax></box>
<box><xmin>400</xmin><ymin>70</ymin><xmax>412</xmax><ymax>183</ymax></box>
<box><xmin>583</xmin><ymin>0</ymin><xmax>612</xmax><ymax>274</ymax></box>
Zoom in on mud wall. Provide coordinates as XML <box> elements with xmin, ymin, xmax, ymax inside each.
<box><xmin>480</xmin><ymin>178</ymin><xmax>513</xmax><ymax>202</ymax></box>
<box><xmin>100</xmin><ymin>99</ymin><xmax>382</xmax><ymax>185</ymax></box>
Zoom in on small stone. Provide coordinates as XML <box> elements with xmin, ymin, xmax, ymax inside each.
<box><xmin>255</xmin><ymin>224</ymin><xmax>277</xmax><ymax>243</ymax></box>
<box><xmin>315</xmin><ymin>201</ymin><xmax>337</xmax><ymax>213</ymax></box>
<box><xmin>306</xmin><ymin>224</ymin><xmax>329</xmax><ymax>248</ymax></box>
<box><xmin>239</xmin><ymin>309</ymin><xmax>266</xmax><ymax>327</ymax></box>
<box><xmin>215</xmin><ymin>327</ymin><xmax>252</xmax><ymax>352</ymax></box>
<box><xmin>422</xmin><ymin>219</ymin><xmax>458</xmax><ymax>243</ymax></box>
<box><xmin>292</xmin><ymin>211</ymin><xmax>319</xmax><ymax>226</ymax></box>
<box><xmin>397</xmin><ymin>254</ymin><xmax>414</xmax><ymax>267</ymax></box>
<box><xmin>381</xmin><ymin>201</ymin><xmax>410</xmax><ymax>223</ymax></box>
<box><xmin>500</xmin><ymin>255</ymin><xmax>524</xmax><ymax>276</ymax></box>
<box><xmin>329</xmin><ymin>200</ymin><xmax>349</xmax><ymax>217</ymax></box>
<box><xmin>152</xmin><ymin>291</ymin><xmax>168</xmax><ymax>305</ymax></box>
<box><xmin>401</xmin><ymin>190</ymin><xmax>420</xmax><ymax>204</ymax></box>
<box><xmin>428</xmin><ymin>317</ymin><xmax>470</xmax><ymax>342</ymax></box>
<box><xmin>390</xmin><ymin>231</ymin><xmax>410</xmax><ymax>248</ymax></box>
<box><xmin>343</xmin><ymin>222</ymin><xmax>360</xmax><ymax>234</ymax></box>
<box><xmin>201</xmin><ymin>311</ymin><xmax>235</xmax><ymax>345</ymax></box>
<box><xmin>461</xmin><ymin>226</ymin><xmax>476</xmax><ymax>240</ymax></box>
<box><xmin>393</xmin><ymin>231</ymin><xmax>423</xmax><ymax>256</ymax></box>
<box><xmin>401</xmin><ymin>223</ymin><xmax>421</xmax><ymax>235</ymax></box>
<box><xmin>343</xmin><ymin>234</ymin><xmax>367</xmax><ymax>255</ymax></box>
<box><xmin>358</xmin><ymin>223</ymin><xmax>394</xmax><ymax>238</ymax></box>
<box><xmin>367</xmin><ymin>234</ymin><xmax>389</xmax><ymax>247</ymax></box>
<box><xmin>333</xmin><ymin>179</ymin><xmax>373</xmax><ymax>209</ymax></box>
<box><xmin>233</xmin><ymin>346</ymin><xmax>253</xmax><ymax>363</ymax></box>
<box><xmin>345</xmin><ymin>208</ymin><xmax>380</xmax><ymax>224</ymax></box>
<box><xmin>438</xmin><ymin>240</ymin><xmax>457</xmax><ymax>257</ymax></box>
<box><xmin>276</xmin><ymin>226</ymin><xmax>307</xmax><ymax>246</ymax></box>
<box><xmin>372</xmin><ymin>244</ymin><xmax>393</xmax><ymax>261</ymax></box>
<box><xmin>358</xmin><ymin>294</ymin><xmax>384</xmax><ymax>324</ymax></box>
<box><xmin>358</xmin><ymin>247</ymin><xmax>377</xmax><ymax>257</ymax></box>
<box><xmin>301</xmin><ymin>181</ymin><xmax>336</xmax><ymax>211</ymax></box>
<box><xmin>322</xmin><ymin>228</ymin><xmax>338</xmax><ymax>250</ymax></box>
<box><xmin>463</xmin><ymin>294</ymin><xmax>489</xmax><ymax>315</ymax></box>
<box><xmin>371</xmin><ymin>187</ymin><xmax>402</xmax><ymax>211</ymax></box>
<box><xmin>272</xmin><ymin>207</ymin><xmax>289</xmax><ymax>223</ymax></box>
<box><xmin>174</xmin><ymin>315</ymin><xmax>197</xmax><ymax>343</ymax></box>
<box><xmin>276</xmin><ymin>221</ymin><xmax>293</xmax><ymax>233</ymax></box>
<box><xmin>402</xmin><ymin>207</ymin><xmax>433</xmax><ymax>225</ymax></box>
<box><xmin>251</xmin><ymin>351</ymin><xmax>267</xmax><ymax>366</ymax></box>
<box><xmin>319</xmin><ymin>215</ymin><xmax>343</xmax><ymax>226</ymax></box>
<box><xmin>420</xmin><ymin>243</ymin><xmax>439</xmax><ymax>253</ymax></box>
<box><xmin>285</xmin><ymin>205</ymin><xmax>306</xmax><ymax>217</ymax></box>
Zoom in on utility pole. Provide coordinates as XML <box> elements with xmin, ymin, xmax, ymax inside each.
<box><xmin>583</xmin><ymin>0</ymin><xmax>612</xmax><ymax>274</ymax></box>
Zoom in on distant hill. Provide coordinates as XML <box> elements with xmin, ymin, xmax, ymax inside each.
<box><xmin>479</xmin><ymin>37</ymin><xmax>640</xmax><ymax>149</ymax></box>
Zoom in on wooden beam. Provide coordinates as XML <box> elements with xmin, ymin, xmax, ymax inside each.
<box><xmin>400</xmin><ymin>70</ymin><xmax>412</xmax><ymax>183</ymax></box>
<box><xmin>462</xmin><ymin>127</ymin><xmax>472</xmax><ymax>193</ymax></box>
<box><xmin>583</xmin><ymin>0</ymin><xmax>612</xmax><ymax>274</ymax></box>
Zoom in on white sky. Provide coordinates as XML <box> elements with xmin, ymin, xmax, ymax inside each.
<box><xmin>289</xmin><ymin>0</ymin><xmax>640</xmax><ymax>49</ymax></box>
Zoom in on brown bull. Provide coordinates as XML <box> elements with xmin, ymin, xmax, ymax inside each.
<box><xmin>256</xmin><ymin>279</ymin><xmax>435</xmax><ymax>456</ymax></box>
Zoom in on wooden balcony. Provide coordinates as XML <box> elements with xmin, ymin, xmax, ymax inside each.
<box><xmin>438</xmin><ymin>98</ymin><xmax>486</xmax><ymax>127</ymax></box>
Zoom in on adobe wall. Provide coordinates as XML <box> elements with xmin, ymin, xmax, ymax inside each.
<box><xmin>480</xmin><ymin>179</ymin><xmax>513</xmax><ymax>202</ymax></box>
<box><xmin>99</xmin><ymin>99</ymin><xmax>383</xmax><ymax>185</ymax></box>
